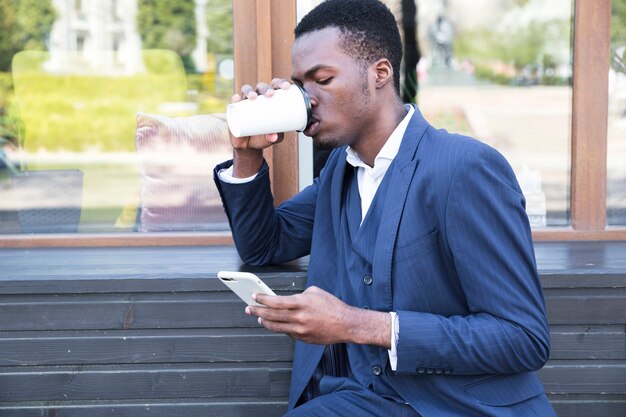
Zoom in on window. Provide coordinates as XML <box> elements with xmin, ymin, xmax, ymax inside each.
<box><xmin>413</xmin><ymin>0</ymin><xmax>573</xmax><ymax>228</ymax></box>
<box><xmin>0</xmin><ymin>0</ymin><xmax>623</xmax><ymax>246</ymax></box>
<box><xmin>74</xmin><ymin>0</ymin><xmax>86</xmax><ymax>19</ymax></box>
<box><xmin>295</xmin><ymin>0</ymin><xmax>625</xmax><ymax>241</ymax></box>
<box><xmin>0</xmin><ymin>0</ymin><xmax>236</xmax><ymax>239</ymax></box>
<box><xmin>76</xmin><ymin>32</ymin><xmax>86</xmax><ymax>52</ymax></box>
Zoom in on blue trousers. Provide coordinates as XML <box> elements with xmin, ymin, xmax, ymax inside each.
<box><xmin>285</xmin><ymin>376</ymin><xmax>421</xmax><ymax>417</ymax></box>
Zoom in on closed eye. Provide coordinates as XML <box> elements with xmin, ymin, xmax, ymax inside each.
<box><xmin>317</xmin><ymin>77</ymin><xmax>332</xmax><ymax>85</ymax></box>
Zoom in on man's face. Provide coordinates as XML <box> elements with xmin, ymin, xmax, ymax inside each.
<box><xmin>291</xmin><ymin>27</ymin><xmax>374</xmax><ymax>150</ymax></box>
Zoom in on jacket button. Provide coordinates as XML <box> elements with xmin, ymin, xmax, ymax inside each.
<box><xmin>362</xmin><ymin>306</ymin><xmax>370</xmax><ymax>310</ymax></box>
<box><xmin>426</xmin><ymin>368</ymin><xmax>434</xmax><ymax>374</ymax></box>
<box><xmin>372</xmin><ymin>365</ymin><xmax>382</xmax><ymax>376</ymax></box>
<box><xmin>435</xmin><ymin>368</ymin><xmax>443</xmax><ymax>374</ymax></box>
<box><xmin>444</xmin><ymin>368</ymin><xmax>452</xmax><ymax>375</ymax></box>
<box><xmin>417</xmin><ymin>367</ymin><xmax>425</xmax><ymax>374</ymax></box>
<box><xmin>363</xmin><ymin>275</ymin><xmax>373</xmax><ymax>285</ymax></box>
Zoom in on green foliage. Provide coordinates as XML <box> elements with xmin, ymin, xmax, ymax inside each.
<box><xmin>137</xmin><ymin>0</ymin><xmax>197</xmax><ymax>72</ymax></box>
<box><xmin>0</xmin><ymin>72</ymin><xmax>13</xmax><ymax>110</ymax></box>
<box><xmin>11</xmin><ymin>50</ymin><xmax>188</xmax><ymax>152</ymax></box>
<box><xmin>0</xmin><ymin>0</ymin><xmax>56</xmax><ymax>71</ymax></box>
<box><xmin>0</xmin><ymin>72</ymin><xmax>22</xmax><ymax>150</ymax></box>
<box><xmin>454</xmin><ymin>18</ymin><xmax>570</xmax><ymax>85</ymax></box>
<box><xmin>0</xmin><ymin>0</ymin><xmax>18</xmax><ymax>71</ymax></box>
<box><xmin>206</xmin><ymin>0</ymin><xmax>233</xmax><ymax>55</ymax></box>
<box><xmin>612</xmin><ymin>0</ymin><xmax>626</xmax><ymax>46</ymax></box>
<box><xmin>16</xmin><ymin>0</ymin><xmax>57</xmax><ymax>50</ymax></box>
<box><xmin>511</xmin><ymin>0</ymin><xmax>530</xmax><ymax>6</ymax></box>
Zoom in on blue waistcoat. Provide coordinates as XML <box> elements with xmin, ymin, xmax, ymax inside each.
<box><xmin>339</xmin><ymin>165</ymin><xmax>404</xmax><ymax>402</ymax></box>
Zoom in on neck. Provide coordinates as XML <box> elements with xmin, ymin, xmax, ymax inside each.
<box><xmin>352</xmin><ymin>100</ymin><xmax>407</xmax><ymax>167</ymax></box>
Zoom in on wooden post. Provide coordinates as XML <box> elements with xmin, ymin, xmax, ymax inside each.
<box><xmin>233</xmin><ymin>0</ymin><xmax>299</xmax><ymax>205</ymax></box>
<box><xmin>570</xmin><ymin>0</ymin><xmax>610</xmax><ymax>230</ymax></box>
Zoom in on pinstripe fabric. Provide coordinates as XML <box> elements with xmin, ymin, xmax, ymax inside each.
<box><xmin>285</xmin><ymin>376</ymin><xmax>420</xmax><ymax>417</ymax></box>
<box><xmin>214</xmin><ymin>106</ymin><xmax>556</xmax><ymax>416</ymax></box>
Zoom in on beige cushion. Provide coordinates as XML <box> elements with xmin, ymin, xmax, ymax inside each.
<box><xmin>135</xmin><ymin>112</ymin><xmax>231</xmax><ymax>232</ymax></box>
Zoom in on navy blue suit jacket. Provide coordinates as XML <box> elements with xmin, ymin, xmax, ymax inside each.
<box><xmin>214</xmin><ymin>107</ymin><xmax>555</xmax><ymax>416</ymax></box>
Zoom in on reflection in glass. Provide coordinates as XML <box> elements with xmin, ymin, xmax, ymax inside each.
<box><xmin>297</xmin><ymin>0</ymin><xmax>573</xmax><ymax>227</ymax></box>
<box><xmin>415</xmin><ymin>0</ymin><xmax>573</xmax><ymax>227</ymax></box>
<box><xmin>608</xmin><ymin>1</ymin><xmax>626</xmax><ymax>225</ymax></box>
<box><xmin>0</xmin><ymin>0</ymin><xmax>234</xmax><ymax>234</ymax></box>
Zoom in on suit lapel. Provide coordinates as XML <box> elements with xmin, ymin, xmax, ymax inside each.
<box><xmin>329</xmin><ymin>150</ymin><xmax>348</xmax><ymax>240</ymax></box>
<box><xmin>372</xmin><ymin>107</ymin><xmax>430</xmax><ymax>310</ymax></box>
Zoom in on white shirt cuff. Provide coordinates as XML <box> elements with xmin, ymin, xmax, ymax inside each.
<box><xmin>388</xmin><ymin>311</ymin><xmax>399</xmax><ymax>371</ymax></box>
<box><xmin>218</xmin><ymin>165</ymin><xmax>258</xmax><ymax>184</ymax></box>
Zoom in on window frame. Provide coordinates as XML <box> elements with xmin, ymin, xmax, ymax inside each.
<box><xmin>0</xmin><ymin>0</ymin><xmax>623</xmax><ymax>248</ymax></box>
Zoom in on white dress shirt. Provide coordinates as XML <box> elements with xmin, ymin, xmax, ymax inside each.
<box><xmin>219</xmin><ymin>105</ymin><xmax>415</xmax><ymax>371</ymax></box>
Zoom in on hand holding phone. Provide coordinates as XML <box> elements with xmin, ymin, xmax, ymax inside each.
<box><xmin>217</xmin><ymin>271</ymin><xmax>276</xmax><ymax>307</ymax></box>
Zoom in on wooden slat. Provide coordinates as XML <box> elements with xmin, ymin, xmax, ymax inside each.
<box><xmin>270</xmin><ymin>0</ymin><xmax>299</xmax><ymax>205</ymax></box>
<box><xmin>541</xmin><ymin>274</ymin><xmax>626</xmax><ymax>289</ymax></box>
<box><xmin>533</xmin><ymin>240</ymin><xmax>626</xmax><ymax>273</ymax></box>
<box><xmin>0</xmin><ymin>296</ymin><xmax>300</xmax><ymax>331</ymax></box>
<box><xmin>548</xmin><ymin>395</ymin><xmax>626</xmax><ymax>417</ymax></box>
<box><xmin>549</xmin><ymin>326</ymin><xmax>626</xmax><ymax>360</ymax></box>
<box><xmin>0</xmin><ymin>275</ymin><xmax>307</xmax><ymax>295</ymax></box>
<box><xmin>255</xmin><ymin>0</ymin><xmax>273</xmax><ymax>83</ymax></box>
<box><xmin>0</xmin><ymin>365</ymin><xmax>292</xmax><ymax>401</ymax></box>
<box><xmin>533</xmin><ymin>228</ymin><xmax>626</xmax><ymax>241</ymax></box>
<box><xmin>233</xmin><ymin>0</ymin><xmax>258</xmax><ymax>90</ymax></box>
<box><xmin>6</xmin><ymin>288</ymin><xmax>620</xmax><ymax>330</ymax></box>
<box><xmin>0</xmin><ymin>399</ymin><xmax>289</xmax><ymax>417</ymax></box>
<box><xmin>0</xmin><ymin>330</ymin><xmax>294</xmax><ymax>366</ymax></box>
<box><xmin>570</xmin><ymin>0</ymin><xmax>611</xmax><ymax>230</ymax></box>
<box><xmin>1</xmin><ymin>226</ymin><xmax>624</xmax><ymax>249</ymax></box>
<box><xmin>0</xmin><ymin>245</ymin><xmax>309</xmax><ymax>290</ymax></box>
<box><xmin>544</xmin><ymin>291</ymin><xmax>626</xmax><ymax>324</ymax></box>
<box><xmin>0</xmin><ymin>232</ymin><xmax>234</xmax><ymax>248</ymax></box>
<box><xmin>539</xmin><ymin>363</ymin><xmax>626</xmax><ymax>394</ymax></box>
<box><xmin>254</xmin><ymin>0</ymin><xmax>276</xmax><ymax>197</ymax></box>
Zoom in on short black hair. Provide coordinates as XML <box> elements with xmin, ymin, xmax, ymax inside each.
<box><xmin>295</xmin><ymin>0</ymin><xmax>402</xmax><ymax>95</ymax></box>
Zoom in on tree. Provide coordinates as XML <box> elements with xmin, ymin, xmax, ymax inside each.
<box><xmin>205</xmin><ymin>0</ymin><xmax>233</xmax><ymax>56</ymax></box>
<box><xmin>137</xmin><ymin>0</ymin><xmax>197</xmax><ymax>72</ymax></box>
<box><xmin>0</xmin><ymin>0</ymin><xmax>56</xmax><ymax>71</ymax></box>
<box><xmin>612</xmin><ymin>0</ymin><xmax>626</xmax><ymax>46</ymax></box>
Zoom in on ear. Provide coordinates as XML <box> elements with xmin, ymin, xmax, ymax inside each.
<box><xmin>373</xmin><ymin>59</ymin><xmax>394</xmax><ymax>89</ymax></box>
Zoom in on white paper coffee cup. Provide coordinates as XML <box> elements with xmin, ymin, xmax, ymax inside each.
<box><xmin>227</xmin><ymin>84</ymin><xmax>312</xmax><ymax>137</ymax></box>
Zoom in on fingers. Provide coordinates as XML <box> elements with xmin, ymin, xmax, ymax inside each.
<box><xmin>271</xmin><ymin>78</ymin><xmax>292</xmax><ymax>90</ymax></box>
<box><xmin>238</xmin><ymin>79</ymin><xmax>292</xmax><ymax>100</ymax></box>
<box><xmin>239</xmin><ymin>84</ymin><xmax>258</xmax><ymax>100</ymax></box>
<box><xmin>246</xmin><ymin>304</ymin><xmax>308</xmax><ymax>340</ymax></box>
<box><xmin>253</xmin><ymin>292</ymin><xmax>300</xmax><ymax>309</ymax></box>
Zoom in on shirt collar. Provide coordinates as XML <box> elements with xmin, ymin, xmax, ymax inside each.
<box><xmin>345</xmin><ymin>104</ymin><xmax>414</xmax><ymax>170</ymax></box>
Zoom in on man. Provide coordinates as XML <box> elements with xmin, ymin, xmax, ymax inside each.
<box><xmin>214</xmin><ymin>1</ymin><xmax>556</xmax><ymax>416</ymax></box>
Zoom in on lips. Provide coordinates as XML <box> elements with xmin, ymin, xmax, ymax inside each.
<box><xmin>304</xmin><ymin>118</ymin><xmax>320</xmax><ymax>137</ymax></box>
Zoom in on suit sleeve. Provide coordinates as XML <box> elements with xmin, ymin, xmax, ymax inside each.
<box><xmin>213</xmin><ymin>159</ymin><xmax>319</xmax><ymax>265</ymax></box>
<box><xmin>395</xmin><ymin>145</ymin><xmax>551</xmax><ymax>375</ymax></box>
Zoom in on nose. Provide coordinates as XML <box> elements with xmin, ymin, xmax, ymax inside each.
<box><xmin>301</xmin><ymin>84</ymin><xmax>319</xmax><ymax>107</ymax></box>
<box><xmin>308</xmin><ymin>94</ymin><xmax>319</xmax><ymax>107</ymax></box>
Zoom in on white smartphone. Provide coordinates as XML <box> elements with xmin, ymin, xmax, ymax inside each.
<box><xmin>217</xmin><ymin>271</ymin><xmax>276</xmax><ymax>307</ymax></box>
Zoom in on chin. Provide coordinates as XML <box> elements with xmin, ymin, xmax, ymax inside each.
<box><xmin>313</xmin><ymin>136</ymin><xmax>341</xmax><ymax>151</ymax></box>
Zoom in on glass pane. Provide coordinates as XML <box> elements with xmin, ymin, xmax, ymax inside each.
<box><xmin>0</xmin><ymin>0</ymin><xmax>234</xmax><ymax>234</ymax></box>
<box><xmin>414</xmin><ymin>0</ymin><xmax>573</xmax><ymax>227</ymax></box>
<box><xmin>608</xmin><ymin>0</ymin><xmax>626</xmax><ymax>225</ymax></box>
<box><xmin>295</xmin><ymin>0</ymin><xmax>573</xmax><ymax>228</ymax></box>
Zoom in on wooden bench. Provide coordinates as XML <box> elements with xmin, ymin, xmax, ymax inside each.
<box><xmin>0</xmin><ymin>242</ymin><xmax>624</xmax><ymax>416</ymax></box>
